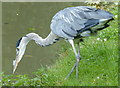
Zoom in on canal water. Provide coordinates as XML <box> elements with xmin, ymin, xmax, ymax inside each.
<box><xmin>2</xmin><ymin>2</ymin><xmax>86</xmax><ymax>75</ymax></box>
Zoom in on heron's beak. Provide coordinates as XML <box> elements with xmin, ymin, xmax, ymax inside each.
<box><xmin>13</xmin><ymin>56</ymin><xmax>20</xmax><ymax>74</ymax></box>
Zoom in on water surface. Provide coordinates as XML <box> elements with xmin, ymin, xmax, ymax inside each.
<box><xmin>2</xmin><ymin>2</ymin><xmax>86</xmax><ymax>75</ymax></box>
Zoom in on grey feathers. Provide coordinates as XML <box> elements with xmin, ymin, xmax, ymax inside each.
<box><xmin>50</xmin><ymin>6</ymin><xmax>114</xmax><ymax>39</ymax></box>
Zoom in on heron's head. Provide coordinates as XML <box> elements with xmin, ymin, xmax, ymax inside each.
<box><xmin>13</xmin><ymin>36</ymin><xmax>29</xmax><ymax>73</ymax></box>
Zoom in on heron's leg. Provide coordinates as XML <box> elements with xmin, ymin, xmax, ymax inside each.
<box><xmin>66</xmin><ymin>39</ymin><xmax>78</xmax><ymax>79</ymax></box>
<box><xmin>76</xmin><ymin>43</ymin><xmax>81</xmax><ymax>78</ymax></box>
<box><xmin>65</xmin><ymin>61</ymin><xmax>77</xmax><ymax>79</ymax></box>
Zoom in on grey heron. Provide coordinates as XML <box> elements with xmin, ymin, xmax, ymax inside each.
<box><xmin>13</xmin><ymin>6</ymin><xmax>114</xmax><ymax>78</ymax></box>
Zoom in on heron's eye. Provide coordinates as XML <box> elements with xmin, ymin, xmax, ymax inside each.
<box><xmin>16</xmin><ymin>48</ymin><xmax>19</xmax><ymax>55</ymax></box>
<box><xmin>17</xmin><ymin>48</ymin><xmax>19</xmax><ymax>51</ymax></box>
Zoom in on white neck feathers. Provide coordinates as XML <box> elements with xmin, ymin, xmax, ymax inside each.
<box><xmin>25</xmin><ymin>32</ymin><xmax>59</xmax><ymax>47</ymax></box>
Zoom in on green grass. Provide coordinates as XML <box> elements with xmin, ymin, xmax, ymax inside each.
<box><xmin>1</xmin><ymin>4</ymin><xmax>118</xmax><ymax>86</ymax></box>
<box><xmin>36</xmin><ymin>37</ymin><xmax>118</xmax><ymax>86</ymax></box>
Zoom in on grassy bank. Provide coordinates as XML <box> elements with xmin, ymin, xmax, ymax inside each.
<box><xmin>1</xmin><ymin>4</ymin><xmax>118</xmax><ymax>86</ymax></box>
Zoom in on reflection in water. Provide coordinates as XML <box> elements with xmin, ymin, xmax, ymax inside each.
<box><xmin>2</xmin><ymin>2</ymin><xmax>86</xmax><ymax>75</ymax></box>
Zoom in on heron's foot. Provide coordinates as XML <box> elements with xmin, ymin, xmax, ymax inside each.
<box><xmin>65</xmin><ymin>56</ymin><xmax>80</xmax><ymax>79</ymax></box>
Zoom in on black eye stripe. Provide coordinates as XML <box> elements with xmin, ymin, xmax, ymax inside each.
<box><xmin>16</xmin><ymin>36</ymin><xmax>27</xmax><ymax>47</ymax></box>
<box><xmin>16</xmin><ymin>37</ymin><xmax>22</xmax><ymax>47</ymax></box>
<box><xmin>17</xmin><ymin>48</ymin><xmax>19</xmax><ymax>51</ymax></box>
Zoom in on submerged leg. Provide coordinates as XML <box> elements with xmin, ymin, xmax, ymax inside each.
<box><xmin>66</xmin><ymin>39</ymin><xmax>81</xmax><ymax>79</ymax></box>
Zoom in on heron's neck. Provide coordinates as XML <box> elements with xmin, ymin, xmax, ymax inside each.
<box><xmin>26</xmin><ymin>32</ymin><xmax>59</xmax><ymax>47</ymax></box>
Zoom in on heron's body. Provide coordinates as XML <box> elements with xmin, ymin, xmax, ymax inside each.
<box><xmin>51</xmin><ymin>6</ymin><xmax>113</xmax><ymax>39</ymax></box>
<box><xmin>13</xmin><ymin>6</ymin><xmax>114</xmax><ymax>78</ymax></box>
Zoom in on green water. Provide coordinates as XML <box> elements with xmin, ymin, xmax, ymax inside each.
<box><xmin>2</xmin><ymin>2</ymin><xmax>86</xmax><ymax>75</ymax></box>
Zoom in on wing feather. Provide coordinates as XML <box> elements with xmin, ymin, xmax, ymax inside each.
<box><xmin>50</xmin><ymin>6</ymin><xmax>114</xmax><ymax>39</ymax></box>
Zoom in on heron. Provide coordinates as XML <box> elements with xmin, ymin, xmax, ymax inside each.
<box><xmin>13</xmin><ymin>6</ymin><xmax>114</xmax><ymax>78</ymax></box>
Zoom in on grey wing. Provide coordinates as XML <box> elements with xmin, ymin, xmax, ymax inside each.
<box><xmin>50</xmin><ymin>6</ymin><xmax>113</xmax><ymax>39</ymax></box>
<box><xmin>75</xmin><ymin>6</ymin><xmax>114</xmax><ymax>19</ymax></box>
